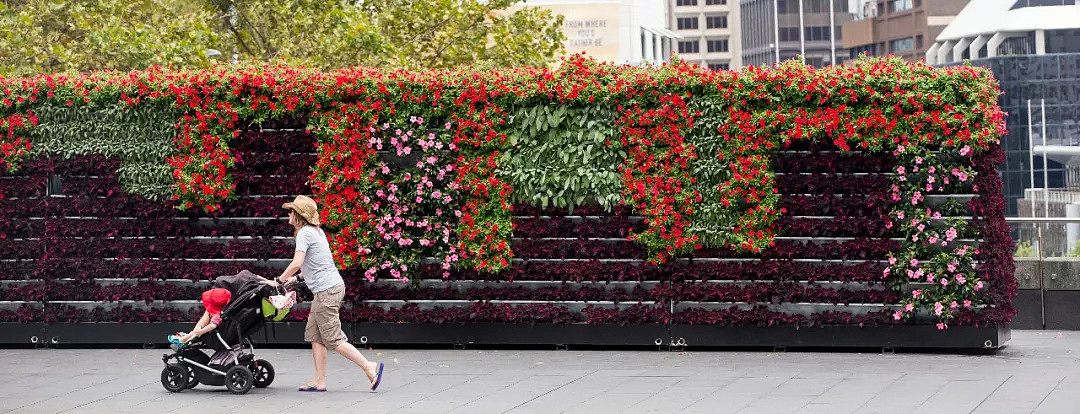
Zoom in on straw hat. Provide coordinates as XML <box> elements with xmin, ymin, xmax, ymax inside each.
<box><xmin>282</xmin><ymin>195</ymin><xmax>321</xmax><ymax>226</ymax></box>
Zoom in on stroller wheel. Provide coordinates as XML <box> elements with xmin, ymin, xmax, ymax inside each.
<box><xmin>251</xmin><ymin>359</ymin><xmax>275</xmax><ymax>388</ymax></box>
<box><xmin>225</xmin><ymin>365</ymin><xmax>254</xmax><ymax>395</ymax></box>
<box><xmin>160</xmin><ymin>364</ymin><xmax>189</xmax><ymax>393</ymax></box>
<box><xmin>184</xmin><ymin>366</ymin><xmax>200</xmax><ymax>389</ymax></box>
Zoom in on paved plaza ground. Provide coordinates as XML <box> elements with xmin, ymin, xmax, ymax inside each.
<box><xmin>1</xmin><ymin>330</ymin><xmax>1079</xmax><ymax>414</ymax></box>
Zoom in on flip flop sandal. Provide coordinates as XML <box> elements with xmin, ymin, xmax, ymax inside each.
<box><xmin>298</xmin><ymin>383</ymin><xmax>327</xmax><ymax>392</ymax></box>
<box><xmin>369</xmin><ymin>362</ymin><xmax>384</xmax><ymax>391</ymax></box>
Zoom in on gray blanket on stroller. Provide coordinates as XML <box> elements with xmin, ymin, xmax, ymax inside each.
<box><xmin>212</xmin><ymin>270</ymin><xmax>263</xmax><ymax>296</ymax></box>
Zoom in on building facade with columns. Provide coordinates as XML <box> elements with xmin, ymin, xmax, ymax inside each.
<box><xmin>668</xmin><ymin>0</ymin><xmax>742</xmax><ymax>70</ymax></box>
<box><xmin>927</xmin><ymin>0</ymin><xmax>1080</xmax><ymax>65</ymax></box>
<box><xmin>739</xmin><ymin>0</ymin><xmax>856</xmax><ymax>68</ymax></box>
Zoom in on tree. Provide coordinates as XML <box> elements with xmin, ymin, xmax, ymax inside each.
<box><xmin>0</xmin><ymin>0</ymin><xmax>566</xmax><ymax>76</ymax></box>
<box><xmin>0</xmin><ymin>0</ymin><xmax>222</xmax><ymax>76</ymax></box>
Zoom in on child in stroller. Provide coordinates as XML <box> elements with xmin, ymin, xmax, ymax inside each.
<box><xmin>160</xmin><ymin>271</ymin><xmax>291</xmax><ymax>394</ymax></box>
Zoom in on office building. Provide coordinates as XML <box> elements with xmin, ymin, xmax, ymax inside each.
<box><xmin>930</xmin><ymin>1</ymin><xmax>1080</xmax><ymax>219</ymax></box>
<box><xmin>740</xmin><ymin>0</ymin><xmax>855</xmax><ymax>67</ymax></box>
<box><xmin>523</xmin><ymin>0</ymin><xmax>681</xmax><ymax>65</ymax></box>
<box><xmin>669</xmin><ymin>0</ymin><xmax>742</xmax><ymax>70</ymax></box>
<box><xmin>841</xmin><ymin>0</ymin><xmax>969</xmax><ymax>62</ymax></box>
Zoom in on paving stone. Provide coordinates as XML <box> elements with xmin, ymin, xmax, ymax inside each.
<box><xmin>1</xmin><ymin>330</ymin><xmax>1079</xmax><ymax>413</ymax></box>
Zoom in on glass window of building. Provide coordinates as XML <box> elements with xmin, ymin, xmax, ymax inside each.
<box><xmin>706</xmin><ymin>15</ymin><xmax>728</xmax><ymax>29</ymax></box>
<box><xmin>889</xmin><ymin>0</ymin><xmax>913</xmax><ymax>12</ymax></box>
<box><xmin>677</xmin><ymin>17</ymin><xmax>699</xmax><ymax>30</ymax></box>
<box><xmin>678</xmin><ymin>40</ymin><xmax>701</xmax><ymax>54</ymax></box>
<box><xmin>705</xmin><ymin>0</ymin><xmax>727</xmax><ymax>4</ymax></box>
<box><xmin>676</xmin><ymin>0</ymin><xmax>698</xmax><ymax>6</ymax></box>
<box><xmin>707</xmin><ymin>39</ymin><xmax>730</xmax><ymax>52</ymax></box>
<box><xmin>1047</xmin><ymin>29</ymin><xmax>1080</xmax><ymax>54</ymax></box>
<box><xmin>889</xmin><ymin>37</ymin><xmax>915</xmax><ymax>53</ymax></box>
<box><xmin>707</xmin><ymin>62</ymin><xmax>731</xmax><ymax>70</ymax></box>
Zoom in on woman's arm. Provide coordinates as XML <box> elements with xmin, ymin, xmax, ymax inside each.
<box><xmin>276</xmin><ymin>249</ymin><xmax>306</xmax><ymax>284</ymax></box>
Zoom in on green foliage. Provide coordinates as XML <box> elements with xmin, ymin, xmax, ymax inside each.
<box><xmin>1015</xmin><ymin>241</ymin><xmax>1035</xmax><ymax>258</ymax></box>
<box><xmin>28</xmin><ymin>104</ymin><xmax>179</xmax><ymax>200</ymax></box>
<box><xmin>0</xmin><ymin>0</ymin><xmax>222</xmax><ymax>76</ymax></box>
<box><xmin>362</xmin><ymin>0</ymin><xmax>567</xmax><ymax>70</ymax></box>
<box><xmin>498</xmin><ymin>105</ymin><xmax>623</xmax><ymax>212</ymax></box>
<box><xmin>0</xmin><ymin>0</ymin><xmax>566</xmax><ymax>76</ymax></box>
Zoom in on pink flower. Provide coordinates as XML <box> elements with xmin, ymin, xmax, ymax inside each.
<box><xmin>940</xmin><ymin>278</ymin><xmax>949</xmax><ymax>287</ymax></box>
<box><xmin>963</xmin><ymin>300</ymin><xmax>972</xmax><ymax>307</ymax></box>
<box><xmin>897</xmin><ymin>211</ymin><xmax>905</xmax><ymax>220</ymax></box>
<box><xmin>975</xmin><ymin>281</ymin><xmax>984</xmax><ymax>291</ymax></box>
<box><xmin>893</xmin><ymin>311</ymin><xmax>903</xmax><ymax>320</ymax></box>
<box><xmin>950</xmin><ymin>301</ymin><xmax>958</xmax><ymax>309</ymax></box>
<box><xmin>915</xmin><ymin>157</ymin><xmax>923</xmax><ymax>165</ymax></box>
<box><xmin>926</xmin><ymin>184</ymin><xmax>934</xmax><ymax>192</ymax></box>
<box><xmin>936</xmin><ymin>322</ymin><xmax>947</xmax><ymax>330</ymax></box>
<box><xmin>934</xmin><ymin>302</ymin><xmax>944</xmax><ymax>316</ymax></box>
<box><xmin>928</xmin><ymin>236</ymin><xmax>939</xmax><ymax>244</ymax></box>
<box><xmin>905</xmin><ymin>304</ymin><xmax>915</xmax><ymax>312</ymax></box>
<box><xmin>928</xmin><ymin>166</ymin><xmax>936</xmax><ymax>174</ymax></box>
<box><xmin>947</xmin><ymin>262</ymin><xmax>957</xmax><ymax>272</ymax></box>
<box><xmin>889</xmin><ymin>257</ymin><xmax>897</xmax><ymax>265</ymax></box>
<box><xmin>960</xmin><ymin>145</ymin><xmax>971</xmax><ymax>156</ymax></box>
<box><xmin>909</xmin><ymin>258</ymin><xmax>918</xmax><ymax>267</ymax></box>
<box><xmin>927</xmin><ymin>176</ymin><xmax>936</xmax><ymax>184</ymax></box>
<box><xmin>897</xmin><ymin>166</ymin><xmax>906</xmax><ymax>175</ymax></box>
<box><xmin>955</xmin><ymin>274</ymin><xmax>966</xmax><ymax>285</ymax></box>
<box><xmin>917</xmin><ymin>224</ymin><xmax>925</xmax><ymax>232</ymax></box>
<box><xmin>958</xmin><ymin>172</ymin><xmax>968</xmax><ymax>182</ymax></box>
<box><xmin>912</xmin><ymin>289</ymin><xmax>922</xmax><ymax>298</ymax></box>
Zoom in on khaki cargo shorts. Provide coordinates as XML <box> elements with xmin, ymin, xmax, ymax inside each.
<box><xmin>304</xmin><ymin>284</ymin><xmax>348</xmax><ymax>350</ymax></box>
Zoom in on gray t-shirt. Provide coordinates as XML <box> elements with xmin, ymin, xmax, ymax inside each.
<box><xmin>295</xmin><ymin>226</ymin><xmax>344</xmax><ymax>293</ymax></box>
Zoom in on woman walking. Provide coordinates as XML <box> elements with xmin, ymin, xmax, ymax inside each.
<box><xmin>267</xmin><ymin>195</ymin><xmax>384</xmax><ymax>392</ymax></box>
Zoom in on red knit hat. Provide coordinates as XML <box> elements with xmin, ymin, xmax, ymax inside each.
<box><xmin>201</xmin><ymin>288</ymin><xmax>232</xmax><ymax>316</ymax></box>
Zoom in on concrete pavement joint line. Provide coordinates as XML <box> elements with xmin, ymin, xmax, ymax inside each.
<box><xmin>616</xmin><ymin>374</ymin><xmax>686</xmax><ymax>413</ymax></box>
<box><xmin>445</xmin><ymin>371</ymin><xmax>534</xmax><ymax>413</ymax></box>
<box><xmin>1031</xmin><ymin>374</ymin><xmax>1067</xmax><ymax>413</ymax></box>
<box><xmin>734</xmin><ymin>373</ymin><xmax>799</xmax><ymax>414</ymax></box>
<box><xmin>851</xmin><ymin>372</ymin><xmax>906</xmax><ymax>413</ymax></box>
<box><xmin>3</xmin><ymin>371</ymin><xmax>135</xmax><ymax>413</ymax></box>
<box><xmin>968</xmin><ymin>374</ymin><xmax>1012</xmax><ymax>414</ymax></box>
<box><xmin>389</xmin><ymin>373</ymin><xmax>483</xmax><ymax>411</ymax></box>
<box><xmin>794</xmin><ymin>373</ymin><xmax>847</xmax><ymax>412</ymax></box>
<box><xmin>500</xmin><ymin>369</ymin><xmax>597</xmax><ymax>414</ymax></box>
<box><xmin>54</xmin><ymin>382</ymin><xmax>154</xmax><ymax>414</ymax></box>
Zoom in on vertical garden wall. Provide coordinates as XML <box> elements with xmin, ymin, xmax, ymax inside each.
<box><xmin>0</xmin><ymin>56</ymin><xmax>1013</xmax><ymax>348</ymax></box>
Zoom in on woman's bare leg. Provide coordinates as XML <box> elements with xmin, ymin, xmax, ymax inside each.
<box><xmin>334</xmin><ymin>342</ymin><xmax>378</xmax><ymax>381</ymax></box>
<box><xmin>311</xmin><ymin>341</ymin><xmax>329</xmax><ymax>388</ymax></box>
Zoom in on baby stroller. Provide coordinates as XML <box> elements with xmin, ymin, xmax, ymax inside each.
<box><xmin>160</xmin><ymin>271</ymin><xmax>294</xmax><ymax>394</ymax></box>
